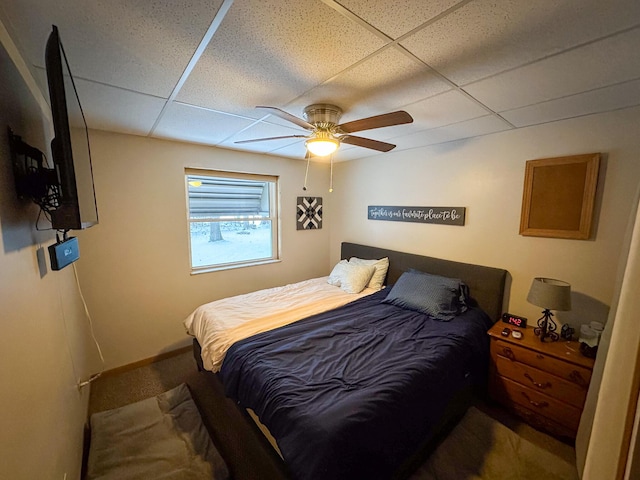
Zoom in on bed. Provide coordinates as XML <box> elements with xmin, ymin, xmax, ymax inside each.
<box><xmin>187</xmin><ymin>242</ymin><xmax>508</xmax><ymax>480</ymax></box>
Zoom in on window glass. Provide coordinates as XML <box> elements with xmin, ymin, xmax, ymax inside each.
<box><xmin>186</xmin><ymin>170</ymin><xmax>279</xmax><ymax>272</ymax></box>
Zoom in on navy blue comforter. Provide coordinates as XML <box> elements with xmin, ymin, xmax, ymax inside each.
<box><xmin>220</xmin><ymin>288</ymin><xmax>493</xmax><ymax>480</ymax></box>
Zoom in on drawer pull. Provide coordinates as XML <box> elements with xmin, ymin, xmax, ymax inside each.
<box><xmin>536</xmin><ymin>354</ymin><xmax>545</xmax><ymax>360</ymax></box>
<box><xmin>502</xmin><ymin>347</ymin><xmax>515</xmax><ymax>361</ymax></box>
<box><xmin>524</xmin><ymin>373</ymin><xmax>551</xmax><ymax>390</ymax></box>
<box><xmin>569</xmin><ymin>370</ymin><xmax>587</xmax><ymax>387</ymax></box>
<box><xmin>521</xmin><ymin>392</ymin><xmax>549</xmax><ymax>409</ymax></box>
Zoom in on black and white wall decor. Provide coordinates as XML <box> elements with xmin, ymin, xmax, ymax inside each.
<box><xmin>368</xmin><ymin>206</ymin><xmax>466</xmax><ymax>226</ymax></box>
<box><xmin>297</xmin><ymin>197</ymin><xmax>323</xmax><ymax>230</ymax></box>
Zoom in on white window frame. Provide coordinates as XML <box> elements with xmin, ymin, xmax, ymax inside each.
<box><xmin>185</xmin><ymin>168</ymin><xmax>280</xmax><ymax>273</ymax></box>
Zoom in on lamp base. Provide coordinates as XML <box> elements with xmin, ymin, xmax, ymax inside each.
<box><xmin>534</xmin><ymin>309</ymin><xmax>559</xmax><ymax>342</ymax></box>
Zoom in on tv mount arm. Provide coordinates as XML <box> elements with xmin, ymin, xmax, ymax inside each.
<box><xmin>8</xmin><ymin>128</ymin><xmax>60</xmax><ymax>214</ymax></box>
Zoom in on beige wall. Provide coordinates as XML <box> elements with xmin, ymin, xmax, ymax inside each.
<box><xmin>81</xmin><ymin>106</ymin><xmax>640</xmax><ymax>374</ymax></box>
<box><xmin>579</xmin><ymin>187</ymin><xmax>640</xmax><ymax>479</ymax></box>
<box><xmin>329</xmin><ymin>106</ymin><xmax>640</xmax><ymax>329</ymax></box>
<box><xmin>77</xmin><ymin>131</ymin><xmax>331</xmax><ymax>369</ymax></box>
<box><xmin>0</xmin><ymin>26</ymin><xmax>94</xmax><ymax>480</ymax></box>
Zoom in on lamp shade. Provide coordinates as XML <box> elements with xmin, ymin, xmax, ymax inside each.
<box><xmin>305</xmin><ymin>132</ymin><xmax>339</xmax><ymax>157</ymax></box>
<box><xmin>527</xmin><ymin>277</ymin><xmax>572</xmax><ymax>311</ymax></box>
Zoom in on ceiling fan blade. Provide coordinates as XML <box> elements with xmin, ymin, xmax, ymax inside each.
<box><xmin>340</xmin><ymin>135</ymin><xmax>396</xmax><ymax>152</ymax></box>
<box><xmin>338</xmin><ymin>110</ymin><xmax>413</xmax><ymax>134</ymax></box>
<box><xmin>256</xmin><ymin>106</ymin><xmax>315</xmax><ymax>130</ymax></box>
<box><xmin>235</xmin><ymin>134</ymin><xmax>307</xmax><ymax>144</ymax></box>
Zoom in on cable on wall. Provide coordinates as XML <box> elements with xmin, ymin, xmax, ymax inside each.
<box><xmin>73</xmin><ymin>263</ymin><xmax>105</xmax><ymax>389</ymax></box>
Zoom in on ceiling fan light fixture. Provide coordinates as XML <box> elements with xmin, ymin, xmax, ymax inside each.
<box><xmin>305</xmin><ymin>133</ymin><xmax>339</xmax><ymax>157</ymax></box>
<box><xmin>239</xmin><ymin>104</ymin><xmax>412</xmax><ymax>155</ymax></box>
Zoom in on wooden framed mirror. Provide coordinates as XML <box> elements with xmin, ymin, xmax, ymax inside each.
<box><xmin>519</xmin><ymin>153</ymin><xmax>600</xmax><ymax>240</ymax></box>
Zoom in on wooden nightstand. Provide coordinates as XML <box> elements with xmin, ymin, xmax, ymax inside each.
<box><xmin>487</xmin><ymin>322</ymin><xmax>595</xmax><ymax>439</ymax></box>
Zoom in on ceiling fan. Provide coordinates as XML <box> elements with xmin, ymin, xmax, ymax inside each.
<box><xmin>235</xmin><ymin>104</ymin><xmax>413</xmax><ymax>157</ymax></box>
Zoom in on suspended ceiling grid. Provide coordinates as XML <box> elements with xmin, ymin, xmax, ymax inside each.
<box><xmin>0</xmin><ymin>0</ymin><xmax>639</xmax><ymax>162</ymax></box>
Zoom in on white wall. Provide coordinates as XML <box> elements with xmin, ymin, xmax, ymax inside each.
<box><xmin>0</xmin><ymin>25</ymin><xmax>95</xmax><ymax>480</ymax></box>
<box><xmin>77</xmin><ymin>131</ymin><xmax>331</xmax><ymax>369</ymax></box>
<box><xmin>330</xmin><ymin>106</ymin><xmax>640</xmax><ymax>329</ymax></box>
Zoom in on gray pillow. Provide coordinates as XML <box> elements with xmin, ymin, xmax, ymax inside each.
<box><xmin>382</xmin><ymin>270</ymin><xmax>469</xmax><ymax>321</ymax></box>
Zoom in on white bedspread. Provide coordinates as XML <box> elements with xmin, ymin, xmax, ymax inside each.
<box><xmin>184</xmin><ymin>277</ymin><xmax>377</xmax><ymax>372</ymax></box>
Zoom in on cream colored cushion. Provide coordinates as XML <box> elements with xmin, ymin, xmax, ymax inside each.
<box><xmin>349</xmin><ymin>257</ymin><xmax>389</xmax><ymax>290</ymax></box>
<box><xmin>328</xmin><ymin>261</ymin><xmax>376</xmax><ymax>293</ymax></box>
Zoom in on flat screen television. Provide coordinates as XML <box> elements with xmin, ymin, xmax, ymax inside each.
<box><xmin>45</xmin><ymin>25</ymin><xmax>98</xmax><ymax>230</ymax></box>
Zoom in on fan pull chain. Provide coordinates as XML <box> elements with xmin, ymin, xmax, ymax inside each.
<box><xmin>303</xmin><ymin>150</ymin><xmax>311</xmax><ymax>191</ymax></box>
<box><xmin>329</xmin><ymin>153</ymin><xmax>334</xmax><ymax>193</ymax></box>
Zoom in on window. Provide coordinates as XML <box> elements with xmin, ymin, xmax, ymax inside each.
<box><xmin>186</xmin><ymin>169</ymin><xmax>279</xmax><ymax>272</ymax></box>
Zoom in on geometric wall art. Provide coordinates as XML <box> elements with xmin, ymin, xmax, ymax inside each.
<box><xmin>296</xmin><ymin>196</ymin><xmax>323</xmax><ymax>230</ymax></box>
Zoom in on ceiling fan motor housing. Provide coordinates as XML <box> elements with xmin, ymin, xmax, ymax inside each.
<box><xmin>303</xmin><ymin>104</ymin><xmax>343</xmax><ymax>128</ymax></box>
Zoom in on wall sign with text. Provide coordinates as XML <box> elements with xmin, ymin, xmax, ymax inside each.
<box><xmin>367</xmin><ymin>206</ymin><xmax>466</xmax><ymax>226</ymax></box>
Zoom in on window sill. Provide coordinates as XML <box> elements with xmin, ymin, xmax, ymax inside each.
<box><xmin>190</xmin><ymin>258</ymin><xmax>281</xmax><ymax>275</ymax></box>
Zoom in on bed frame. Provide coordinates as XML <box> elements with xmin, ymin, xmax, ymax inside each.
<box><xmin>193</xmin><ymin>243</ymin><xmax>508</xmax><ymax>480</ymax></box>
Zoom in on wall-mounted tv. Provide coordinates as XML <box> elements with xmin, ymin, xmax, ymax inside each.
<box><xmin>45</xmin><ymin>24</ymin><xmax>98</xmax><ymax>230</ymax></box>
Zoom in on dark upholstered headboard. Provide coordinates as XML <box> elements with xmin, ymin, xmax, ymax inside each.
<box><xmin>341</xmin><ymin>242</ymin><xmax>508</xmax><ymax>322</ymax></box>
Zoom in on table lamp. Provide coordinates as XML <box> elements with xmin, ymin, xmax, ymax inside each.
<box><xmin>526</xmin><ymin>277</ymin><xmax>571</xmax><ymax>342</ymax></box>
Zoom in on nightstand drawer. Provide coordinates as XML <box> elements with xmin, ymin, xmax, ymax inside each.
<box><xmin>494</xmin><ymin>355</ymin><xmax>587</xmax><ymax>407</ymax></box>
<box><xmin>492</xmin><ymin>339</ymin><xmax>592</xmax><ymax>387</ymax></box>
<box><xmin>493</xmin><ymin>376</ymin><xmax>582</xmax><ymax>432</ymax></box>
<box><xmin>509</xmin><ymin>403</ymin><xmax>577</xmax><ymax>439</ymax></box>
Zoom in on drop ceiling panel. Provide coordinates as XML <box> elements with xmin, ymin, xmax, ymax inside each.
<box><xmin>428</xmin><ymin>115</ymin><xmax>513</xmax><ymax>144</ymax></box>
<box><xmin>177</xmin><ymin>0</ymin><xmax>387</xmax><ymax>114</ymax></box>
<box><xmin>465</xmin><ymin>27</ymin><xmax>640</xmax><ymax>112</ymax></box>
<box><xmin>400</xmin><ymin>0</ymin><xmax>640</xmax><ymax>86</ymax></box>
<box><xmin>406</xmin><ymin>90</ymin><xmax>492</xmax><ymax>130</ymax></box>
<box><xmin>286</xmin><ymin>46</ymin><xmax>451</xmax><ymax>120</ymax></box>
<box><xmin>334</xmin><ymin>0</ymin><xmax>463</xmax><ymax>39</ymax></box>
<box><xmin>153</xmin><ymin>103</ymin><xmax>256</xmax><ymax>145</ymax></box>
<box><xmin>231</xmin><ymin>139</ymin><xmax>304</xmax><ymax>155</ymax></box>
<box><xmin>502</xmin><ymin>79</ymin><xmax>640</xmax><ymax>127</ymax></box>
<box><xmin>395</xmin><ymin>115</ymin><xmax>512</xmax><ymax>148</ymax></box>
<box><xmin>268</xmin><ymin>141</ymin><xmax>311</xmax><ymax>160</ymax></box>
<box><xmin>357</xmin><ymin>121</ymin><xmax>426</xmax><ymax>143</ymax></box>
<box><xmin>0</xmin><ymin>0</ymin><xmax>223</xmax><ymax>97</ymax></box>
<box><xmin>30</xmin><ymin>63</ymin><xmax>165</xmax><ymax>136</ymax></box>
<box><xmin>218</xmin><ymin>118</ymin><xmax>307</xmax><ymax>153</ymax></box>
<box><xmin>74</xmin><ymin>81</ymin><xmax>167</xmax><ymax>136</ymax></box>
<box><xmin>331</xmin><ymin>145</ymin><xmax>384</xmax><ymax>162</ymax></box>
<box><xmin>224</xmin><ymin>106</ymin><xmax>307</xmax><ymax>131</ymax></box>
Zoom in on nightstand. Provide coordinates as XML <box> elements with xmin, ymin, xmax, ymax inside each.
<box><xmin>487</xmin><ymin>322</ymin><xmax>595</xmax><ymax>439</ymax></box>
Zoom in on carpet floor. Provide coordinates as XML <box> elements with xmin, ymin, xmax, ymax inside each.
<box><xmin>409</xmin><ymin>407</ymin><xmax>578</xmax><ymax>480</ymax></box>
<box><xmin>88</xmin><ymin>350</ymin><xmax>579</xmax><ymax>480</ymax></box>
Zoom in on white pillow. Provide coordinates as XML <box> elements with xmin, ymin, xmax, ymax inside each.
<box><xmin>328</xmin><ymin>260</ymin><xmax>348</xmax><ymax>286</ymax></box>
<box><xmin>349</xmin><ymin>257</ymin><xmax>389</xmax><ymax>290</ymax></box>
<box><xmin>327</xmin><ymin>261</ymin><xmax>376</xmax><ymax>293</ymax></box>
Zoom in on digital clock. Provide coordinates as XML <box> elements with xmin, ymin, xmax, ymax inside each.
<box><xmin>502</xmin><ymin>313</ymin><xmax>528</xmax><ymax>328</ymax></box>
